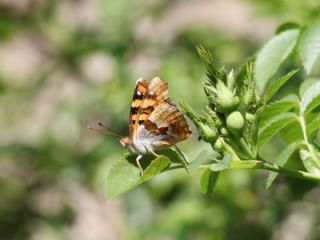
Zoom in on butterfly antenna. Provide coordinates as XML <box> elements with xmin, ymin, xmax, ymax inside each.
<box><xmin>87</xmin><ymin>122</ymin><xmax>122</xmax><ymax>138</ymax></box>
<box><xmin>96</xmin><ymin>121</ymin><xmax>122</xmax><ymax>137</ymax></box>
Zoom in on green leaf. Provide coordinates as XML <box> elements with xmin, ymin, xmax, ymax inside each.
<box><xmin>189</xmin><ymin>150</ymin><xmax>208</xmax><ymax>174</ymax></box>
<box><xmin>266</xmin><ymin>142</ymin><xmax>301</xmax><ymax>189</ymax></box>
<box><xmin>106</xmin><ymin>155</ymin><xmax>170</xmax><ymax>200</ymax></box>
<box><xmin>171</xmin><ymin>146</ymin><xmax>189</xmax><ymax>172</ymax></box>
<box><xmin>258</xmin><ymin>112</ymin><xmax>298</xmax><ymax>146</ymax></box>
<box><xmin>210</xmin><ymin>153</ymin><xmax>232</xmax><ymax>172</ymax></box>
<box><xmin>255</xmin><ymin>29</ymin><xmax>300</xmax><ymax>94</ymax></box>
<box><xmin>307</xmin><ymin>115</ymin><xmax>320</xmax><ymax>136</ymax></box>
<box><xmin>264</xmin><ymin>69</ymin><xmax>299</xmax><ymax>102</ymax></box>
<box><xmin>299</xmin><ymin>78</ymin><xmax>320</xmax><ymax>98</ymax></box>
<box><xmin>140</xmin><ymin>156</ymin><xmax>171</xmax><ymax>181</ymax></box>
<box><xmin>299</xmin><ymin>24</ymin><xmax>320</xmax><ymax>74</ymax></box>
<box><xmin>197</xmin><ymin>45</ymin><xmax>220</xmax><ymax>83</ymax></box>
<box><xmin>280</xmin><ymin>121</ymin><xmax>303</xmax><ymax>144</ymax></box>
<box><xmin>200</xmin><ymin>169</ymin><xmax>219</xmax><ymax>195</ymax></box>
<box><xmin>300</xmin><ymin>150</ymin><xmax>320</xmax><ymax>174</ymax></box>
<box><xmin>179</xmin><ymin>101</ymin><xmax>199</xmax><ymax>124</ymax></box>
<box><xmin>300</xmin><ymin>81</ymin><xmax>320</xmax><ymax>115</ymax></box>
<box><xmin>275</xmin><ymin>22</ymin><xmax>300</xmax><ymax>34</ymax></box>
<box><xmin>260</xmin><ymin>95</ymin><xmax>299</xmax><ymax>128</ymax></box>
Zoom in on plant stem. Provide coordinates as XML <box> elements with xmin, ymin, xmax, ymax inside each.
<box><xmin>239</xmin><ymin>137</ymin><xmax>255</xmax><ymax>159</ymax></box>
<box><xmin>200</xmin><ymin>160</ymin><xmax>320</xmax><ymax>182</ymax></box>
<box><xmin>299</xmin><ymin>115</ymin><xmax>320</xmax><ymax>168</ymax></box>
<box><xmin>222</xmin><ymin>139</ymin><xmax>241</xmax><ymax>161</ymax></box>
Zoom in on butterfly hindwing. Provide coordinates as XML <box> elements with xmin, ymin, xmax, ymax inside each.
<box><xmin>135</xmin><ymin>77</ymin><xmax>191</xmax><ymax>148</ymax></box>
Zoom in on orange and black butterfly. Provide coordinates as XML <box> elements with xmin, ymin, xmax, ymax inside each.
<box><xmin>89</xmin><ymin>77</ymin><xmax>191</xmax><ymax>173</ymax></box>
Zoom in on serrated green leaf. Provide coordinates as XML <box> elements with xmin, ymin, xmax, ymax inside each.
<box><xmin>179</xmin><ymin>101</ymin><xmax>199</xmax><ymax>124</ymax></box>
<box><xmin>255</xmin><ymin>29</ymin><xmax>300</xmax><ymax>94</ymax></box>
<box><xmin>258</xmin><ymin>112</ymin><xmax>298</xmax><ymax>146</ymax></box>
<box><xmin>264</xmin><ymin>69</ymin><xmax>299</xmax><ymax>102</ymax></box>
<box><xmin>197</xmin><ymin>45</ymin><xmax>220</xmax><ymax>83</ymax></box>
<box><xmin>299</xmin><ymin>78</ymin><xmax>320</xmax><ymax>98</ymax></box>
<box><xmin>307</xmin><ymin>115</ymin><xmax>320</xmax><ymax>136</ymax></box>
<box><xmin>266</xmin><ymin>142</ymin><xmax>301</xmax><ymax>189</ymax></box>
<box><xmin>260</xmin><ymin>95</ymin><xmax>299</xmax><ymax>128</ymax></box>
<box><xmin>189</xmin><ymin>150</ymin><xmax>208</xmax><ymax>174</ymax></box>
<box><xmin>300</xmin><ymin>82</ymin><xmax>320</xmax><ymax>115</ymax></box>
<box><xmin>200</xmin><ymin>169</ymin><xmax>219</xmax><ymax>195</ymax></box>
<box><xmin>280</xmin><ymin>121</ymin><xmax>303</xmax><ymax>144</ymax></box>
<box><xmin>106</xmin><ymin>157</ymin><xmax>141</xmax><ymax>200</ymax></box>
<box><xmin>106</xmin><ymin>155</ymin><xmax>170</xmax><ymax>200</ymax></box>
<box><xmin>299</xmin><ymin>24</ymin><xmax>320</xmax><ymax>74</ymax></box>
<box><xmin>140</xmin><ymin>156</ymin><xmax>171</xmax><ymax>181</ymax></box>
<box><xmin>300</xmin><ymin>150</ymin><xmax>320</xmax><ymax>174</ymax></box>
<box><xmin>275</xmin><ymin>22</ymin><xmax>300</xmax><ymax>34</ymax></box>
<box><xmin>210</xmin><ymin>153</ymin><xmax>232</xmax><ymax>172</ymax></box>
<box><xmin>171</xmin><ymin>146</ymin><xmax>189</xmax><ymax>172</ymax></box>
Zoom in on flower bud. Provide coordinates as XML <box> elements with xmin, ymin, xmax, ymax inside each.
<box><xmin>220</xmin><ymin>127</ymin><xmax>229</xmax><ymax>137</ymax></box>
<box><xmin>216</xmin><ymin>81</ymin><xmax>237</xmax><ymax>113</ymax></box>
<box><xmin>214</xmin><ymin>137</ymin><xmax>224</xmax><ymax>151</ymax></box>
<box><xmin>233</xmin><ymin>96</ymin><xmax>240</xmax><ymax>106</ymax></box>
<box><xmin>245</xmin><ymin>112</ymin><xmax>255</xmax><ymax>122</ymax></box>
<box><xmin>198</xmin><ymin>123</ymin><xmax>217</xmax><ymax>143</ymax></box>
<box><xmin>214</xmin><ymin>118</ymin><xmax>223</xmax><ymax>128</ymax></box>
<box><xmin>226</xmin><ymin>111</ymin><xmax>244</xmax><ymax>132</ymax></box>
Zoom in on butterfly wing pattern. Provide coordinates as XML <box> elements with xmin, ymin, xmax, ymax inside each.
<box><xmin>120</xmin><ymin>77</ymin><xmax>191</xmax><ymax>173</ymax></box>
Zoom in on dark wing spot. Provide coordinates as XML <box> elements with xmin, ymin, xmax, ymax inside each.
<box><xmin>147</xmin><ymin>106</ymin><xmax>154</xmax><ymax>111</ymax></box>
<box><xmin>141</xmin><ymin>106</ymin><xmax>154</xmax><ymax>114</ymax></box>
<box><xmin>131</xmin><ymin>107</ymin><xmax>139</xmax><ymax>114</ymax></box>
<box><xmin>138</xmin><ymin>120</ymin><xmax>144</xmax><ymax>125</ymax></box>
<box><xmin>158</xmin><ymin>127</ymin><xmax>168</xmax><ymax>134</ymax></box>
<box><xmin>134</xmin><ymin>92</ymin><xmax>144</xmax><ymax>100</ymax></box>
<box><xmin>132</xmin><ymin>120</ymin><xmax>136</xmax><ymax>124</ymax></box>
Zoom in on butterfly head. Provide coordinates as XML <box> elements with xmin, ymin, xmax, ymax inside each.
<box><xmin>119</xmin><ymin>136</ymin><xmax>130</xmax><ymax>147</ymax></box>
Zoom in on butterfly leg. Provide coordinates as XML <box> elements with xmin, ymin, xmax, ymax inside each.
<box><xmin>136</xmin><ymin>154</ymin><xmax>144</xmax><ymax>175</ymax></box>
<box><xmin>146</xmin><ymin>146</ymin><xmax>159</xmax><ymax>158</ymax></box>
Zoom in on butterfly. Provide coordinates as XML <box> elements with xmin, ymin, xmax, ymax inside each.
<box><xmin>89</xmin><ymin>77</ymin><xmax>192</xmax><ymax>174</ymax></box>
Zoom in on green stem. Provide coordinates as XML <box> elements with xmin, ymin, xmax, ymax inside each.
<box><xmin>200</xmin><ymin>160</ymin><xmax>320</xmax><ymax>182</ymax></box>
<box><xmin>222</xmin><ymin>139</ymin><xmax>241</xmax><ymax>161</ymax></box>
<box><xmin>299</xmin><ymin>115</ymin><xmax>320</xmax><ymax>168</ymax></box>
<box><xmin>239</xmin><ymin>137</ymin><xmax>255</xmax><ymax>159</ymax></box>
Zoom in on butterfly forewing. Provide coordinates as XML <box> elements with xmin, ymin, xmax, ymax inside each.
<box><xmin>129</xmin><ymin>78</ymin><xmax>149</xmax><ymax>138</ymax></box>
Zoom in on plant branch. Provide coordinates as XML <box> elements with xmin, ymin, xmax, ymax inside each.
<box><xmin>199</xmin><ymin>160</ymin><xmax>320</xmax><ymax>182</ymax></box>
<box><xmin>299</xmin><ymin>115</ymin><xmax>320</xmax><ymax>168</ymax></box>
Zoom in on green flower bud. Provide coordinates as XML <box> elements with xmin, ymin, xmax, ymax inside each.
<box><xmin>220</xmin><ymin>127</ymin><xmax>229</xmax><ymax>136</ymax></box>
<box><xmin>245</xmin><ymin>112</ymin><xmax>255</xmax><ymax>122</ymax></box>
<box><xmin>214</xmin><ymin>137</ymin><xmax>224</xmax><ymax>151</ymax></box>
<box><xmin>216</xmin><ymin>81</ymin><xmax>234</xmax><ymax>112</ymax></box>
<box><xmin>198</xmin><ymin>123</ymin><xmax>217</xmax><ymax>143</ymax></box>
<box><xmin>226</xmin><ymin>111</ymin><xmax>244</xmax><ymax>131</ymax></box>
<box><xmin>215</xmin><ymin>81</ymin><xmax>239</xmax><ymax>113</ymax></box>
<box><xmin>214</xmin><ymin>118</ymin><xmax>223</xmax><ymax>128</ymax></box>
<box><xmin>233</xmin><ymin>96</ymin><xmax>240</xmax><ymax>106</ymax></box>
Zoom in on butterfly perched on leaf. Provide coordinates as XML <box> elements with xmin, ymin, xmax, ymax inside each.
<box><xmin>89</xmin><ymin>77</ymin><xmax>191</xmax><ymax>174</ymax></box>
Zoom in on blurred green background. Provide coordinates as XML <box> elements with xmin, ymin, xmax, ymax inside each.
<box><xmin>1</xmin><ymin>0</ymin><xmax>320</xmax><ymax>239</ymax></box>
